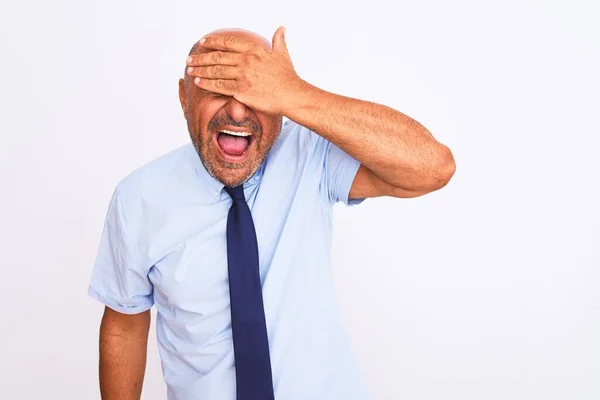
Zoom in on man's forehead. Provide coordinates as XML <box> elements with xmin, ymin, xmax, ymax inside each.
<box><xmin>189</xmin><ymin>28</ymin><xmax>271</xmax><ymax>55</ymax></box>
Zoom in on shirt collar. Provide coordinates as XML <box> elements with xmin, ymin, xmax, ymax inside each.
<box><xmin>190</xmin><ymin>144</ymin><xmax>267</xmax><ymax>200</ymax></box>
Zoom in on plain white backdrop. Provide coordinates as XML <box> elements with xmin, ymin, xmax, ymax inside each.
<box><xmin>1</xmin><ymin>0</ymin><xmax>598</xmax><ymax>399</ymax></box>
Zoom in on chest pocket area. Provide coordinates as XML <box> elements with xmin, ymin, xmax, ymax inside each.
<box><xmin>149</xmin><ymin>226</ymin><xmax>232</xmax><ymax>346</ymax></box>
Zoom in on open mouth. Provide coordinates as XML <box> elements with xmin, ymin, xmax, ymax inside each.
<box><xmin>214</xmin><ymin>129</ymin><xmax>255</xmax><ymax>161</ymax></box>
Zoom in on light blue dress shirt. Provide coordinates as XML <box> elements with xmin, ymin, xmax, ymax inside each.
<box><xmin>88</xmin><ymin>119</ymin><xmax>370</xmax><ymax>399</ymax></box>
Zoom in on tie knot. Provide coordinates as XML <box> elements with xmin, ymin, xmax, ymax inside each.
<box><xmin>224</xmin><ymin>185</ymin><xmax>245</xmax><ymax>201</ymax></box>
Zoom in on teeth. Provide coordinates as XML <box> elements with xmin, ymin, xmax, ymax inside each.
<box><xmin>219</xmin><ymin>129</ymin><xmax>252</xmax><ymax>137</ymax></box>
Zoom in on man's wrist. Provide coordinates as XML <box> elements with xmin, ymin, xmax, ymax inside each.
<box><xmin>282</xmin><ymin>78</ymin><xmax>321</xmax><ymax>120</ymax></box>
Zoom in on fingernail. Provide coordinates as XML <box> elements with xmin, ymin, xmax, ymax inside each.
<box><xmin>187</xmin><ymin>67</ymin><xmax>193</xmax><ymax>73</ymax></box>
<box><xmin>194</xmin><ymin>77</ymin><xmax>200</xmax><ymax>84</ymax></box>
<box><xmin>187</xmin><ymin>56</ymin><xmax>192</xmax><ymax>64</ymax></box>
<box><xmin>283</xmin><ymin>27</ymin><xmax>287</xmax><ymax>35</ymax></box>
<box><xmin>199</xmin><ymin>37</ymin><xmax>206</xmax><ymax>44</ymax></box>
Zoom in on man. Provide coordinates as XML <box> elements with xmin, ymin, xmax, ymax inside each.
<box><xmin>88</xmin><ymin>27</ymin><xmax>455</xmax><ymax>400</ymax></box>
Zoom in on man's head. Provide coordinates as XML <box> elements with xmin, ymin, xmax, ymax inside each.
<box><xmin>179</xmin><ymin>28</ymin><xmax>283</xmax><ymax>188</ymax></box>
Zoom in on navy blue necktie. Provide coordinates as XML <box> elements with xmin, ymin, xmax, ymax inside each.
<box><xmin>224</xmin><ymin>185</ymin><xmax>275</xmax><ymax>400</ymax></box>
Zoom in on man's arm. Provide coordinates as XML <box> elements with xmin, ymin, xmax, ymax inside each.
<box><xmin>98</xmin><ymin>307</ymin><xmax>150</xmax><ymax>400</ymax></box>
<box><xmin>284</xmin><ymin>82</ymin><xmax>456</xmax><ymax>199</ymax></box>
<box><xmin>186</xmin><ymin>27</ymin><xmax>455</xmax><ymax>198</ymax></box>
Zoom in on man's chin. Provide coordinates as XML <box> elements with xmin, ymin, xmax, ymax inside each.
<box><xmin>208</xmin><ymin>159</ymin><xmax>258</xmax><ymax>187</ymax></box>
<box><xmin>196</xmin><ymin>144</ymin><xmax>265</xmax><ymax>187</ymax></box>
<box><xmin>216</xmin><ymin>170</ymin><xmax>254</xmax><ymax>187</ymax></box>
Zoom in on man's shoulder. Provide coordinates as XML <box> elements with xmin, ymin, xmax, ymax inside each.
<box><xmin>279</xmin><ymin>118</ymin><xmax>316</xmax><ymax>140</ymax></box>
<box><xmin>273</xmin><ymin>119</ymin><xmax>326</xmax><ymax>156</ymax></box>
<box><xmin>113</xmin><ymin>143</ymin><xmax>195</xmax><ymax>205</ymax></box>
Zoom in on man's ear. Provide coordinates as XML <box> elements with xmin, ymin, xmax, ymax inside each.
<box><xmin>178</xmin><ymin>78</ymin><xmax>187</xmax><ymax>116</ymax></box>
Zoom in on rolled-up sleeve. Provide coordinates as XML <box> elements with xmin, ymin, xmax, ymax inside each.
<box><xmin>319</xmin><ymin>137</ymin><xmax>366</xmax><ymax>207</ymax></box>
<box><xmin>87</xmin><ymin>186</ymin><xmax>154</xmax><ymax>314</ymax></box>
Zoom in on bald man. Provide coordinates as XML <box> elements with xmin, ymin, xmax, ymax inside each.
<box><xmin>88</xmin><ymin>27</ymin><xmax>455</xmax><ymax>400</ymax></box>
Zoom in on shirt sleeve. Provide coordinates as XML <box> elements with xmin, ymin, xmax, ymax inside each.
<box><xmin>87</xmin><ymin>186</ymin><xmax>154</xmax><ymax>314</ymax></box>
<box><xmin>318</xmin><ymin>136</ymin><xmax>366</xmax><ymax>207</ymax></box>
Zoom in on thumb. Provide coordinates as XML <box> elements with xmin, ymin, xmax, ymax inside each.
<box><xmin>272</xmin><ymin>26</ymin><xmax>290</xmax><ymax>59</ymax></box>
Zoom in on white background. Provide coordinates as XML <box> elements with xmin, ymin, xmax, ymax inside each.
<box><xmin>1</xmin><ymin>0</ymin><xmax>598</xmax><ymax>399</ymax></box>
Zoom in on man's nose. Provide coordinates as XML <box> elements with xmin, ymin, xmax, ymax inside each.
<box><xmin>225</xmin><ymin>97</ymin><xmax>251</xmax><ymax>123</ymax></box>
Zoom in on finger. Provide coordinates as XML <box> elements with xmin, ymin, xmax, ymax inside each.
<box><xmin>193</xmin><ymin>77</ymin><xmax>237</xmax><ymax>96</ymax></box>
<box><xmin>187</xmin><ymin>65</ymin><xmax>239</xmax><ymax>80</ymax></box>
<box><xmin>272</xmin><ymin>26</ymin><xmax>288</xmax><ymax>56</ymax></box>
<box><xmin>199</xmin><ymin>34</ymin><xmax>257</xmax><ymax>53</ymax></box>
<box><xmin>187</xmin><ymin>51</ymin><xmax>241</xmax><ymax>67</ymax></box>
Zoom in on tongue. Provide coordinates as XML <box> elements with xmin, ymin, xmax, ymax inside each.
<box><xmin>217</xmin><ymin>134</ymin><xmax>249</xmax><ymax>156</ymax></box>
